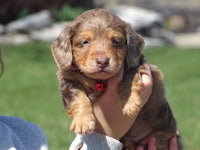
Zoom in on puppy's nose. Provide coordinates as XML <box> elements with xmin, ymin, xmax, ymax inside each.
<box><xmin>96</xmin><ymin>57</ymin><xmax>109</xmax><ymax>69</ymax></box>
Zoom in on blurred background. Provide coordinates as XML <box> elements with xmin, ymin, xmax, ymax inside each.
<box><xmin>0</xmin><ymin>0</ymin><xmax>199</xmax><ymax>149</ymax></box>
<box><xmin>0</xmin><ymin>0</ymin><xmax>200</xmax><ymax>46</ymax></box>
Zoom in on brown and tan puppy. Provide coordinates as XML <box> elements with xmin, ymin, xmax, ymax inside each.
<box><xmin>51</xmin><ymin>9</ymin><xmax>183</xmax><ymax>149</ymax></box>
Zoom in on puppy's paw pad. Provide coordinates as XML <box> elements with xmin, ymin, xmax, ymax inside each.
<box><xmin>70</xmin><ymin>115</ymin><xmax>95</xmax><ymax>135</ymax></box>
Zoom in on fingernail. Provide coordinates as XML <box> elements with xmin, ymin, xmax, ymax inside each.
<box><xmin>148</xmin><ymin>137</ymin><xmax>157</xmax><ymax>150</ymax></box>
<box><xmin>136</xmin><ymin>145</ymin><xmax>144</xmax><ymax>150</ymax></box>
<box><xmin>150</xmin><ymin>136</ymin><xmax>156</xmax><ymax>144</ymax></box>
<box><xmin>171</xmin><ymin>136</ymin><xmax>177</xmax><ymax>144</ymax></box>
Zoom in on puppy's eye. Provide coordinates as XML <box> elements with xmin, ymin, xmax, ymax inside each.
<box><xmin>81</xmin><ymin>40</ymin><xmax>89</xmax><ymax>45</ymax></box>
<box><xmin>112</xmin><ymin>39</ymin><xmax>120</xmax><ymax>45</ymax></box>
<box><xmin>112</xmin><ymin>38</ymin><xmax>123</xmax><ymax>48</ymax></box>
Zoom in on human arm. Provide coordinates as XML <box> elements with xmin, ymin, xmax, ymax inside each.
<box><xmin>93</xmin><ymin>64</ymin><xmax>153</xmax><ymax>140</ymax></box>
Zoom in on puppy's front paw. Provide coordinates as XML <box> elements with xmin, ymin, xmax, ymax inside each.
<box><xmin>70</xmin><ymin>114</ymin><xmax>95</xmax><ymax>135</ymax></box>
<box><xmin>122</xmin><ymin>103</ymin><xmax>139</xmax><ymax>117</ymax></box>
<box><xmin>122</xmin><ymin>103</ymin><xmax>135</xmax><ymax>117</ymax></box>
<box><xmin>122</xmin><ymin>96</ymin><xmax>142</xmax><ymax>117</ymax></box>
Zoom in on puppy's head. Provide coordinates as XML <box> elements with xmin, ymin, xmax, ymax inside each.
<box><xmin>51</xmin><ymin>9</ymin><xmax>144</xmax><ymax>80</ymax></box>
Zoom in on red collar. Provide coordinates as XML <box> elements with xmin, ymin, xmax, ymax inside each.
<box><xmin>69</xmin><ymin>63</ymin><xmax>106</xmax><ymax>91</ymax></box>
<box><xmin>70</xmin><ymin>63</ymin><xmax>80</xmax><ymax>73</ymax></box>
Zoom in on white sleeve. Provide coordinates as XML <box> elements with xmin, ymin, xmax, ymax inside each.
<box><xmin>69</xmin><ymin>132</ymin><xmax>123</xmax><ymax>150</ymax></box>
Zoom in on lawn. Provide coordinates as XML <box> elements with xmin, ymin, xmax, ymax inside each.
<box><xmin>0</xmin><ymin>42</ymin><xmax>199</xmax><ymax>149</ymax></box>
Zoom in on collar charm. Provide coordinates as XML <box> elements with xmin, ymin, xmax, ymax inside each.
<box><xmin>95</xmin><ymin>81</ymin><xmax>106</xmax><ymax>91</ymax></box>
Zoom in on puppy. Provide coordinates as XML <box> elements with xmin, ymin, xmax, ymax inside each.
<box><xmin>51</xmin><ymin>9</ymin><xmax>183</xmax><ymax>149</ymax></box>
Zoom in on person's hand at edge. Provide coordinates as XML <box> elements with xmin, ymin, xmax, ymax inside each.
<box><xmin>136</xmin><ymin>136</ymin><xmax>178</xmax><ymax>150</ymax></box>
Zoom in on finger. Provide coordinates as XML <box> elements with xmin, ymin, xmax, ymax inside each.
<box><xmin>141</xmin><ymin>64</ymin><xmax>153</xmax><ymax>89</ymax></box>
<box><xmin>140</xmin><ymin>65</ymin><xmax>153</xmax><ymax>104</ymax></box>
<box><xmin>140</xmin><ymin>63</ymin><xmax>152</xmax><ymax>76</ymax></box>
<box><xmin>169</xmin><ymin>136</ymin><xmax>178</xmax><ymax>150</ymax></box>
<box><xmin>136</xmin><ymin>145</ymin><xmax>144</xmax><ymax>150</ymax></box>
<box><xmin>148</xmin><ymin>137</ymin><xmax>157</xmax><ymax>150</ymax></box>
<box><xmin>142</xmin><ymin>73</ymin><xmax>153</xmax><ymax>90</ymax></box>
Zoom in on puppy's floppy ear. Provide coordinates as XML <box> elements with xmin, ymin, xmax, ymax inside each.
<box><xmin>51</xmin><ymin>25</ymin><xmax>73</xmax><ymax>70</ymax></box>
<box><xmin>125</xmin><ymin>24</ymin><xmax>144</xmax><ymax>69</ymax></box>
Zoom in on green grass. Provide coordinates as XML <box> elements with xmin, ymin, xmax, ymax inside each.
<box><xmin>0</xmin><ymin>42</ymin><xmax>75</xmax><ymax>150</ymax></box>
<box><xmin>0</xmin><ymin>43</ymin><xmax>199</xmax><ymax>149</ymax></box>
<box><xmin>144</xmin><ymin>47</ymin><xmax>200</xmax><ymax>149</ymax></box>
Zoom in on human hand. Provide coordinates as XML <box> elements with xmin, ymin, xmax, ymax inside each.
<box><xmin>136</xmin><ymin>136</ymin><xmax>178</xmax><ymax>150</ymax></box>
<box><xmin>93</xmin><ymin>64</ymin><xmax>153</xmax><ymax>140</ymax></box>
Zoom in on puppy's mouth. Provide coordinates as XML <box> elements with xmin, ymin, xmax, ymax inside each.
<box><xmin>97</xmin><ymin>68</ymin><xmax>109</xmax><ymax>73</ymax></box>
<box><xmin>70</xmin><ymin>63</ymin><xmax>116</xmax><ymax>80</ymax></box>
<box><xmin>86</xmin><ymin>70</ymin><xmax>114</xmax><ymax>80</ymax></box>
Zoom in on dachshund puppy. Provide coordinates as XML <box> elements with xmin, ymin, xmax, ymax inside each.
<box><xmin>51</xmin><ymin>9</ymin><xmax>183</xmax><ymax>149</ymax></box>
